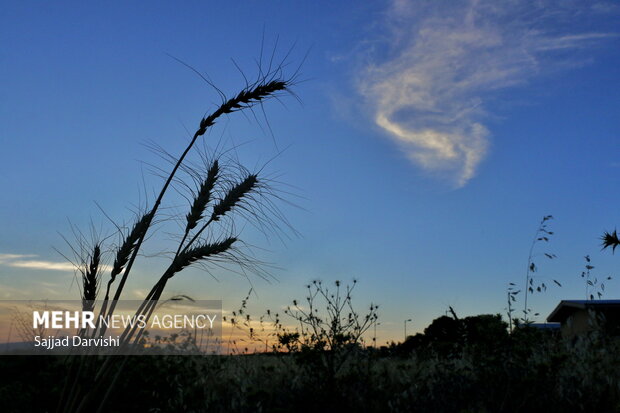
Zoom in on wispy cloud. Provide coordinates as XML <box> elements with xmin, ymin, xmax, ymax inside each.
<box><xmin>358</xmin><ymin>0</ymin><xmax>617</xmax><ymax>187</ymax></box>
<box><xmin>0</xmin><ymin>253</ymin><xmax>36</xmax><ymax>261</ymax></box>
<box><xmin>8</xmin><ymin>260</ymin><xmax>76</xmax><ymax>271</ymax></box>
<box><xmin>0</xmin><ymin>253</ymin><xmax>110</xmax><ymax>272</ymax></box>
<box><xmin>132</xmin><ymin>289</ymin><xmax>148</xmax><ymax>299</ymax></box>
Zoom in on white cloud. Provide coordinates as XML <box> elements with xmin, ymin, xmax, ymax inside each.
<box><xmin>132</xmin><ymin>289</ymin><xmax>148</xmax><ymax>299</ymax></box>
<box><xmin>0</xmin><ymin>253</ymin><xmax>110</xmax><ymax>273</ymax></box>
<box><xmin>0</xmin><ymin>253</ymin><xmax>36</xmax><ymax>260</ymax></box>
<box><xmin>358</xmin><ymin>0</ymin><xmax>617</xmax><ymax>187</ymax></box>
<box><xmin>7</xmin><ymin>260</ymin><xmax>76</xmax><ymax>272</ymax></box>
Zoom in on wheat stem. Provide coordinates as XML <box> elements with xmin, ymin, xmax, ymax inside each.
<box><xmin>105</xmin><ymin>80</ymin><xmax>287</xmax><ymax>322</ymax></box>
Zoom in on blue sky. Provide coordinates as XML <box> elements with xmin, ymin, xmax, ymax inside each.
<box><xmin>1</xmin><ymin>0</ymin><xmax>620</xmax><ymax>343</ymax></box>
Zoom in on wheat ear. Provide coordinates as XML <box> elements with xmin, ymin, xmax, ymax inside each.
<box><xmin>186</xmin><ymin>160</ymin><xmax>219</xmax><ymax>232</ymax></box>
<box><xmin>81</xmin><ymin>244</ymin><xmax>100</xmax><ymax>312</ymax></box>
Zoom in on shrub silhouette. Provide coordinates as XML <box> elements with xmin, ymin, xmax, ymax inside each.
<box><xmin>398</xmin><ymin>313</ymin><xmax>509</xmax><ymax>358</ymax></box>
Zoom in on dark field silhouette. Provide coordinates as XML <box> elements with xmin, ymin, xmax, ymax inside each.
<box><xmin>3</xmin><ymin>320</ymin><xmax>620</xmax><ymax>412</ymax></box>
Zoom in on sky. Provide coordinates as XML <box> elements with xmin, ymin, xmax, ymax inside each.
<box><xmin>1</xmin><ymin>0</ymin><xmax>620</xmax><ymax>345</ymax></box>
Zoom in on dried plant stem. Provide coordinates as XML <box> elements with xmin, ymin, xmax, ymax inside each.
<box><xmin>522</xmin><ymin>215</ymin><xmax>554</xmax><ymax>321</ymax></box>
<box><xmin>57</xmin><ymin>242</ymin><xmax>101</xmax><ymax>413</ymax></box>
<box><xmin>90</xmin><ymin>234</ymin><xmax>237</xmax><ymax>396</ymax></box>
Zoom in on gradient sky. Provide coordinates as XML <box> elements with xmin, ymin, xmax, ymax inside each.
<box><xmin>1</xmin><ymin>0</ymin><xmax>620</xmax><ymax>344</ymax></box>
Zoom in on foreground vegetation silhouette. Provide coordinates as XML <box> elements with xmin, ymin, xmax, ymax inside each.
<box><xmin>4</xmin><ymin>312</ymin><xmax>620</xmax><ymax>412</ymax></box>
<box><xmin>50</xmin><ymin>56</ymin><xmax>299</xmax><ymax>412</ymax></box>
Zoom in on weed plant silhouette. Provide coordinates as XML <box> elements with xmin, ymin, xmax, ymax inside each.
<box><xmin>506</xmin><ymin>282</ymin><xmax>519</xmax><ymax>331</ymax></box>
<box><xmin>279</xmin><ymin>280</ymin><xmax>379</xmax><ymax>352</ymax></box>
<box><xmin>223</xmin><ymin>279</ymin><xmax>379</xmax><ymax>406</ymax></box>
<box><xmin>601</xmin><ymin>229</ymin><xmax>620</xmax><ymax>253</ymax></box>
<box><xmin>225</xmin><ymin>280</ymin><xmax>379</xmax><ymax>354</ymax></box>
<box><xmin>580</xmin><ymin>255</ymin><xmax>612</xmax><ymax>300</ymax></box>
<box><xmin>510</xmin><ymin>215</ymin><xmax>561</xmax><ymax>324</ymax></box>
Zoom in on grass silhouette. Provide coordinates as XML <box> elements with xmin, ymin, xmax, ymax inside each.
<box><xmin>56</xmin><ymin>59</ymin><xmax>298</xmax><ymax>413</ymax></box>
